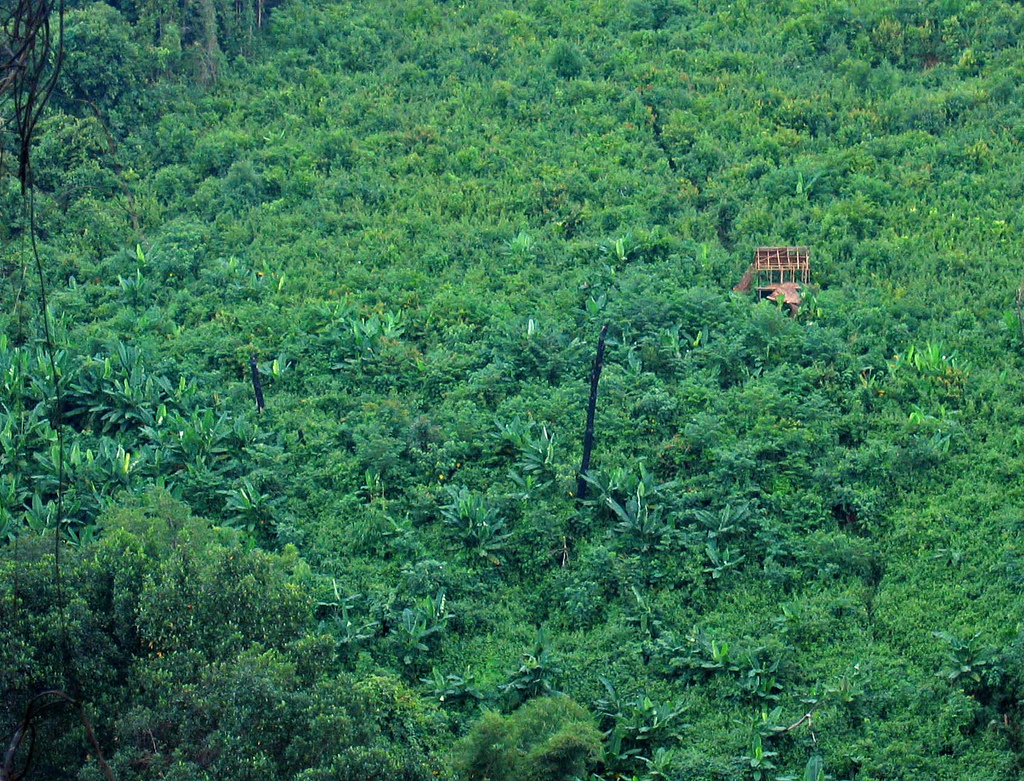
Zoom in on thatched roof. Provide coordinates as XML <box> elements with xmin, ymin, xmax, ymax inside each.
<box><xmin>763</xmin><ymin>282</ymin><xmax>803</xmax><ymax>306</ymax></box>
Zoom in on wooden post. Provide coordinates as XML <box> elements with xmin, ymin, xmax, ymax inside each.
<box><xmin>575</xmin><ymin>324</ymin><xmax>608</xmax><ymax>501</ymax></box>
<box><xmin>250</xmin><ymin>354</ymin><xmax>264</xmax><ymax>413</ymax></box>
<box><xmin>1016</xmin><ymin>286</ymin><xmax>1024</xmax><ymax>344</ymax></box>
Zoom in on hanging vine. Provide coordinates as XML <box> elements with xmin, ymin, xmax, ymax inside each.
<box><xmin>1</xmin><ymin>0</ymin><xmax>65</xmax><ymax>191</ymax></box>
<box><xmin>0</xmin><ymin>5</ymin><xmax>113</xmax><ymax>780</ymax></box>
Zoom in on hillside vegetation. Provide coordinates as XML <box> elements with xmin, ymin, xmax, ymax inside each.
<box><xmin>5</xmin><ymin>0</ymin><xmax>1024</xmax><ymax>778</ymax></box>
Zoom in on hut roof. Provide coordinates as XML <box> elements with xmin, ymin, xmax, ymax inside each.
<box><xmin>764</xmin><ymin>281</ymin><xmax>803</xmax><ymax>306</ymax></box>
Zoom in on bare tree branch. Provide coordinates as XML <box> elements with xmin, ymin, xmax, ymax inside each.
<box><xmin>0</xmin><ymin>0</ymin><xmax>66</xmax><ymax>190</ymax></box>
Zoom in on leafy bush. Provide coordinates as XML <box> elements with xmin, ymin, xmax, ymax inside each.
<box><xmin>549</xmin><ymin>41</ymin><xmax>585</xmax><ymax>79</ymax></box>
<box><xmin>455</xmin><ymin>697</ymin><xmax>602</xmax><ymax>781</ymax></box>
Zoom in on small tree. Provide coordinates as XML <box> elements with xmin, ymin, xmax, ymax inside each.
<box><xmin>549</xmin><ymin>40</ymin><xmax>584</xmax><ymax>79</ymax></box>
<box><xmin>455</xmin><ymin>697</ymin><xmax>603</xmax><ymax>781</ymax></box>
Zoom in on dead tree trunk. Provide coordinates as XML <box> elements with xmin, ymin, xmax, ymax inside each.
<box><xmin>250</xmin><ymin>354</ymin><xmax>264</xmax><ymax>413</ymax></box>
<box><xmin>575</xmin><ymin>324</ymin><xmax>607</xmax><ymax>501</ymax></box>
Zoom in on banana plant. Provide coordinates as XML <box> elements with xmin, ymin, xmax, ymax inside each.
<box><xmin>889</xmin><ymin>342</ymin><xmax>969</xmax><ymax>395</ymax></box>
<box><xmin>420</xmin><ymin>666</ymin><xmax>485</xmax><ymax>706</ymax></box>
<box><xmin>147</xmin><ymin>408</ymin><xmax>237</xmax><ymax>474</ymax></box>
<box><xmin>609</xmin><ymin>494</ymin><xmax>675</xmax><ymax>554</ymax></box>
<box><xmin>0</xmin><ymin>406</ymin><xmax>53</xmax><ymax>474</ymax></box>
<box><xmin>76</xmin><ymin>437</ymin><xmax>141</xmax><ymax>491</ymax></box>
<box><xmin>0</xmin><ymin>474</ymin><xmax>28</xmax><ymax>543</ymax></box>
<box><xmin>738</xmin><ymin>647</ymin><xmax>786</xmax><ymax>703</ymax></box>
<box><xmin>117</xmin><ymin>267</ymin><xmax>149</xmax><ymax>307</ymax></box>
<box><xmin>493</xmin><ymin>415</ymin><xmax>533</xmax><ymax>454</ymax></box>
<box><xmin>704</xmin><ymin>537</ymin><xmax>746</xmax><ymax>579</ymax></box>
<box><xmin>380</xmin><ymin>310</ymin><xmax>406</xmax><ymax>340</ymax></box>
<box><xmin>22</xmin><ymin>493</ymin><xmax>57</xmax><ymax>535</ymax></box>
<box><xmin>639</xmin><ymin>747</ymin><xmax>676</xmax><ymax>780</ymax></box>
<box><xmin>500</xmin><ymin>627</ymin><xmax>562</xmax><ymax>704</ymax></box>
<box><xmin>69</xmin><ymin>343</ymin><xmax>180</xmax><ymax>433</ymax></box>
<box><xmin>624</xmin><ymin>585</ymin><xmax>662</xmax><ymax>639</ymax></box>
<box><xmin>657</xmin><ymin>323</ymin><xmax>708</xmax><ymax>366</ymax></box>
<box><xmin>694</xmin><ymin>501</ymin><xmax>750</xmax><ymax>541</ymax></box>
<box><xmin>802</xmin><ymin>755</ymin><xmax>826</xmax><ymax>781</ymax></box>
<box><xmin>666</xmin><ymin>628</ymin><xmax>739</xmax><ymax>679</ymax></box>
<box><xmin>584</xmin><ymin>460</ymin><xmax>676</xmax><ymax>510</ymax></box>
<box><xmin>221</xmin><ymin>476</ymin><xmax>276</xmax><ymax>533</ymax></box>
<box><xmin>64</xmin><ymin>521</ymin><xmax>101</xmax><ymax>548</ymax></box>
<box><xmin>505</xmin><ymin>230</ymin><xmax>535</xmax><ymax>259</ymax></box>
<box><xmin>316</xmin><ymin>583</ymin><xmax>379</xmax><ymax>654</ymax></box>
<box><xmin>395</xmin><ymin>589</ymin><xmax>453</xmax><ymax>666</ymax></box>
<box><xmin>585</xmin><ymin>462</ymin><xmax>678</xmax><ymax>553</ymax></box>
<box><xmin>932</xmin><ymin>631</ymin><xmax>1000</xmax><ymax>688</ymax></box>
<box><xmin>335</xmin><ymin>311</ymin><xmax>405</xmax><ymax>370</ymax></box>
<box><xmin>0</xmin><ymin>334</ymin><xmax>32</xmax><ymax>402</ymax></box>
<box><xmin>440</xmin><ymin>485</ymin><xmax>510</xmax><ymax>565</ymax></box>
<box><xmin>495</xmin><ymin>417</ymin><xmax>561</xmax><ymax>496</ymax></box>
<box><xmin>517</xmin><ymin>426</ymin><xmax>558</xmax><ymax>486</ymax></box>
<box><xmin>595</xmin><ymin>676</ymin><xmax>687</xmax><ymax>767</ymax></box>
<box><xmin>26</xmin><ymin>347</ymin><xmax>71</xmax><ymax>415</ymax></box>
<box><xmin>735</xmin><ymin>734</ymin><xmax>778</xmax><ymax>781</ymax></box>
<box><xmin>600</xmin><ymin>232</ymin><xmax>640</xmax><ymax>265</ymax></box>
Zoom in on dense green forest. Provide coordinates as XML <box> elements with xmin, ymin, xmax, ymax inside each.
<box><xmin>5</xmin><ymin>0</ymin><xmax>1024</xmax><ymax>777</ymax></box>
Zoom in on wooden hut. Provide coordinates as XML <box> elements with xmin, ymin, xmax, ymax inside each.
<box><xmin>733</xmin><ymin>246</ymin><xmax>810</xmax><ymax>312</ymax></box>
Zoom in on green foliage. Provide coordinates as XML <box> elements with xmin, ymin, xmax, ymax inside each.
<box><xmin>735</xmin><ymin>733</ymin><xmax>779</xmax><ymax>781</ymax></box>
<box><xmin>0</xmin><ymin>491</ymin><xmax>450</xmax><ymax>778</ymax></box>
<box><xmin>440</xmin><ymin>485</ymin><xmax>510</xmax><ymax>565</ymax></box>
<box><xmin>455</xmin><ymin>697</ymin><xmax>603</xmax><ymax>781</ymax></box>
<box><xmin>315</xmin><ymin>582</ymin><xmax>379</xmax><ymax>661</ymax></box>
<box><xmin>393</xmin><ymin>588</ymin><xmax>454</xmax><ymax>669</ymax></box>
<box><xmin>933</xmin><ymin>631</ymin><xmax>1002</xmax><ymax>695</ymax></box>
<box><xmin>420</xmin><ymin>666</ymin><xmax>485</xmax><ymax>707</ymax></box>
<box><xmin>500</xmin><ymin>627</ymin><xmax>563</xmax><ymax>707</ymax></box>
<box><xmin>585</xmin><ymin>462</ymin><xmax>678</xmax><ymax>554</ymax></box>
<box><xmin>221</xmin><ymin>476</ymin><xmax>278</xmax><ymax>534</ymax></box>
<box><xmin>595</xmin><ymin>677</ymin><xmax>687</xmax><ymax>771</ymax></box>
<box><xmin>548</xmin><ymin>41</ymin><xmax>585</xmax><ymax>79</ymax></box>
<box><xmin>8</xmin><ymin>0</ymin><xmax>1024</xmax><ymax>776</ymax></box>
